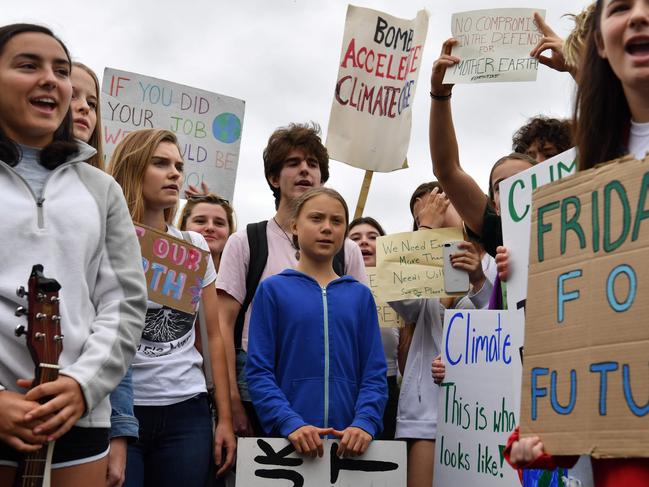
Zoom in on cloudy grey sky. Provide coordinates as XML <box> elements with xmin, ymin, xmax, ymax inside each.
<box><xmin>6</xmin><ymin>0</ymin><xmax>587</xmax><ymax>233</ymax></box>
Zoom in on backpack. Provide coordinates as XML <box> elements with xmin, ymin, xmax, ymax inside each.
<box><xmin>233</xmin><ymin>220</ymin><xmax>346</xmax><ymax>349</ymax></box>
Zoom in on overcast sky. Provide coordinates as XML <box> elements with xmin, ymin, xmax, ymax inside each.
<box><xmin>6</xmin><ymin>0</ymin><xmax>588</xmax><ymax>234</ymax></box>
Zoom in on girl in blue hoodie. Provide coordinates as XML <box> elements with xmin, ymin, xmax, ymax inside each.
<box><xmin>246</xmin><ymin>187</ymin><xmax>387</xmax><ymax>458</ymax></box>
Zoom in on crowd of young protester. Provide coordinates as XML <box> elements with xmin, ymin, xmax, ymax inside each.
<box><xmin>0</xmin><ymin>1</ymin><xmax>648</xmax><ymax>486</ymax></box>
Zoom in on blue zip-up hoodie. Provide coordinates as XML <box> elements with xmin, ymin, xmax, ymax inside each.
<box><xmin>246</xmin><ymin>269</ymin><xmax>387</xmax><ymax>438</ymax></box>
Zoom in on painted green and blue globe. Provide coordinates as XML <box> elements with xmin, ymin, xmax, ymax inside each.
<box><xmin>212</xmin><ymin>113</ymin><xmax>241</xmax><ymax>144</ymax></box>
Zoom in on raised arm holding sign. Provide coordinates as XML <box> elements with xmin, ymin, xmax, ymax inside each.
<box><xmin>429</xmin><ymin>39</ymin><xmax>537</xmax><ymax>258</ymax></box>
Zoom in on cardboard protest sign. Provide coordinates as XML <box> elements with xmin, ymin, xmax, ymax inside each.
<box><xmin>434</xmin><ymin>310</ymin><xmax>524</xmax><ymax>487</ymax></box>
<box><xmin>101</xmin><ymin>68</ymin><xmax>245</xmax><ymax>202</ymax></box>
<box><xmin>521</xmin><ymin>154</ymin><xmax>649</xmax><ymax>457</ymax></box>
<box><xmin>135</xmin><ymin>224</ymin><xmax>209</xmax><ymax>314</ymax></box>
<box><xmin>500</xmin><ymin>148</ymin><xmax>577</xmax><ymax>310</ymax></box>
<box><xmin>366</xmin><ymin>267</ymin><xmax>405</xmax><ymax>328</ymax></box>
<box><xmin>443</xmin><ymin>8</ymin><xmax>545</xmax><ymax>84</ymax></box>
<box><xmin>326</xmin><ymin>6</ymin><xmax>429</xmax><ymax>172</ymax></box>
<box><xmin>375</xmin><ymin>228</ymin><xmax>463</xmax><ymax>302</ymax></box>
<box><xmin>237</xmin><ymin>438</ymin><xmax>406</xmax><ymax>487</ymax></box>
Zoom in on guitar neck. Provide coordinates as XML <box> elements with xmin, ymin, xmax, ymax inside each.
<box><xmin>13</xmin><ymin>364</ymin><xmax>59</xmax><ymax>487</ymax></box>
<box><xmin>14</xmin><ymin>449</ymin><xmax>49</xmax><ymax>487</ymax></box>
<box><xmin>32</xmin><ymin>364</ymin><xmax>59</xmax><ymax>391</ymax></box>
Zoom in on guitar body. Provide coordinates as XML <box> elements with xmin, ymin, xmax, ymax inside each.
<box><xmin>13</xmin><ymin>265</ymin><xmax>62</xmax><ymax>487</ymax></box>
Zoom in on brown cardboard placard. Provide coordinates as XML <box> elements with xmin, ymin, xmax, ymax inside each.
<box><xmin>520</xmin><ymin>154</ymin><xmax>649</xmax><ymax>458</ymax></box>
<box><xmin>135</xmin><ymin>224</ymin><xmax>209</xmax><ymax>314</ymax></box>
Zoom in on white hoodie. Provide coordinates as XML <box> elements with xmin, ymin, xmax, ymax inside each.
<box><xmin>0</xmin><ymin>142</ymin><xmax>147</xmax><ymax>428</ymax></box>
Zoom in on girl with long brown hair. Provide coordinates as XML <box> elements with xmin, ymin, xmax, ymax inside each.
<box><xmin>0</xmin><ymin>23</ymin><xmax>147</xmax><ymax>487</ymax></box>
<box><xmin>507</xmin><ymin>2</ymin><xmax>649</xmax><ymax>484</ymax></box>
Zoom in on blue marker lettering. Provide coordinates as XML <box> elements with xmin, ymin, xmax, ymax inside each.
<box><xmin>531</xmin><ymin>367</ymin><xmax>549</xmax><ymax>420</ymax></box>
<box><xmin>557</xmin><ymin>270</ymin><xmax>582</xmax><ymax>323</ymax></box>
<box><xmin>606</xmin><ymin>264</ymin><xmax>637</xmax><ymax>312</ymax></box>
<box><xmin>550</xmin><ymin>369</ymin><xmax>577</xmax><ymax>415</ymax></box>
<box><xmin>623</xmin><ymin>364</ymin><xmax>649</xmax><ymax>417</ymax></box>
<box><xmin>590</xmin><ymin>362</ymin><xmax>618</xmax><ymax>416</ymax></box>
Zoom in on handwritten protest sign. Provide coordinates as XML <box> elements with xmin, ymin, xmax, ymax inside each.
<box><xmin>101</xmin><ymin>68</ymin><xmax>245</xmax><ymax>201</ymax></box>
<box><xmin>434</xmin><ymin>310</ymin><xmax>524</xmax><ymax>487</ymax></box>
<box><xmin>521</xmin><ymin>154</ymin><xmax>649</xmax><ymax>457</ymax></box>
<box><xmin>237</xmin><ymin>438</ymin><xmax>406</xmax><ymax>487</ymax></box>
<box><xmin>500</xmin><ymin>148</ymin><xmax>577</xmax><ymax>310</ymax></box>
<box><xmin>366</xmin><ymin>267</ymin><xmax>405</xmax><ymax>328</ymax></box>
<box><xmin>135</xmin><ymin>224</ymin><xmax>209</xmax><ymax>314</ymax></box>
<box><xmin>443</xmin><ymin>8</ymin><xmax>545</xmax><ymax>84</ymax></box>
<box><xmin>375</xmin><ymin>228</ymin><xmax>463</xmax><ymax>302</ymax></box>
<box><xmin>326</xmin><ymin>6</ymin><xmax>429</xmax><ymax>172</ymax></box>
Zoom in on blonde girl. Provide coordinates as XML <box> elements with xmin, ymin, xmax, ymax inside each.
<box><xmin>108</xmin><ymin>129</ymin><xmax>235</xmax><ymax>486</ymax></box>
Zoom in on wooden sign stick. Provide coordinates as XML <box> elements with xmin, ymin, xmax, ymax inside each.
<box><xmin>354</xmin><ymin>170</ymin><xmax>374</xmax><ymax>220</ymax></box>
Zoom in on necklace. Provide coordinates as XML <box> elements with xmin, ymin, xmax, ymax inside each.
<box><xmin>273</xmin><ymin>217</ymin><xmax>300</xmax><ymax>260</ymax></box>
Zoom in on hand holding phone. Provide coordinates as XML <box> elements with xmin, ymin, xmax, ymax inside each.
<box><xmin>443</xmin><ymin>242</ymin><xmax>470</xmax><ymax>294</ymax></box>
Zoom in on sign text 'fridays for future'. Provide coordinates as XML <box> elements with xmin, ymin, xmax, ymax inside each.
<box><xmin>434</xmin><ymin>310</ymin><xmax>523</xmax><ymax>487</ymax></box>
<box><xmin>522</xmin><ymin>154</ymin><xmax>649</xmax><ymax>458</ymax></box>
<box><xmin>101</xmin><ymin>68</ymin><xmax>245</xmax><ymax>202</ymax></box>
<box><xmin>327</xmin><ymin>5</ymin><xmax>429</xmax><ymax>172</ymax></box>
<box><xmin>444</xmin><ymin>8</ymin><xmax>545</xmax><ymax>84</ymax></box>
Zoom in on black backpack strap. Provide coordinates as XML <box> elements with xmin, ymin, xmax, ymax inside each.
<box><xmin>234</xmin><ymin>221</ymin><xmax>268</xmax><ymax>349</ymax></box>
<box><xmin>333</xmin><ymin>240</ymin><xmax>346</xmax><ymax>276</ymax></box>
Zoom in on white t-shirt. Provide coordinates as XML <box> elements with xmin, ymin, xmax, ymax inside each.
<box><xmin>133</xmin><ymin>226</ymin><xmax>217</xmax><ymax>406</ymax></box>
<box><xmin>629</xmin><ymin>120</ymin><xmax>649</xmax><ymax>159</ymax></box>
<box><xmin>216</xmin><ymin>218</ymin><xmax>368</xmax><ymax>351</ymax></box>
